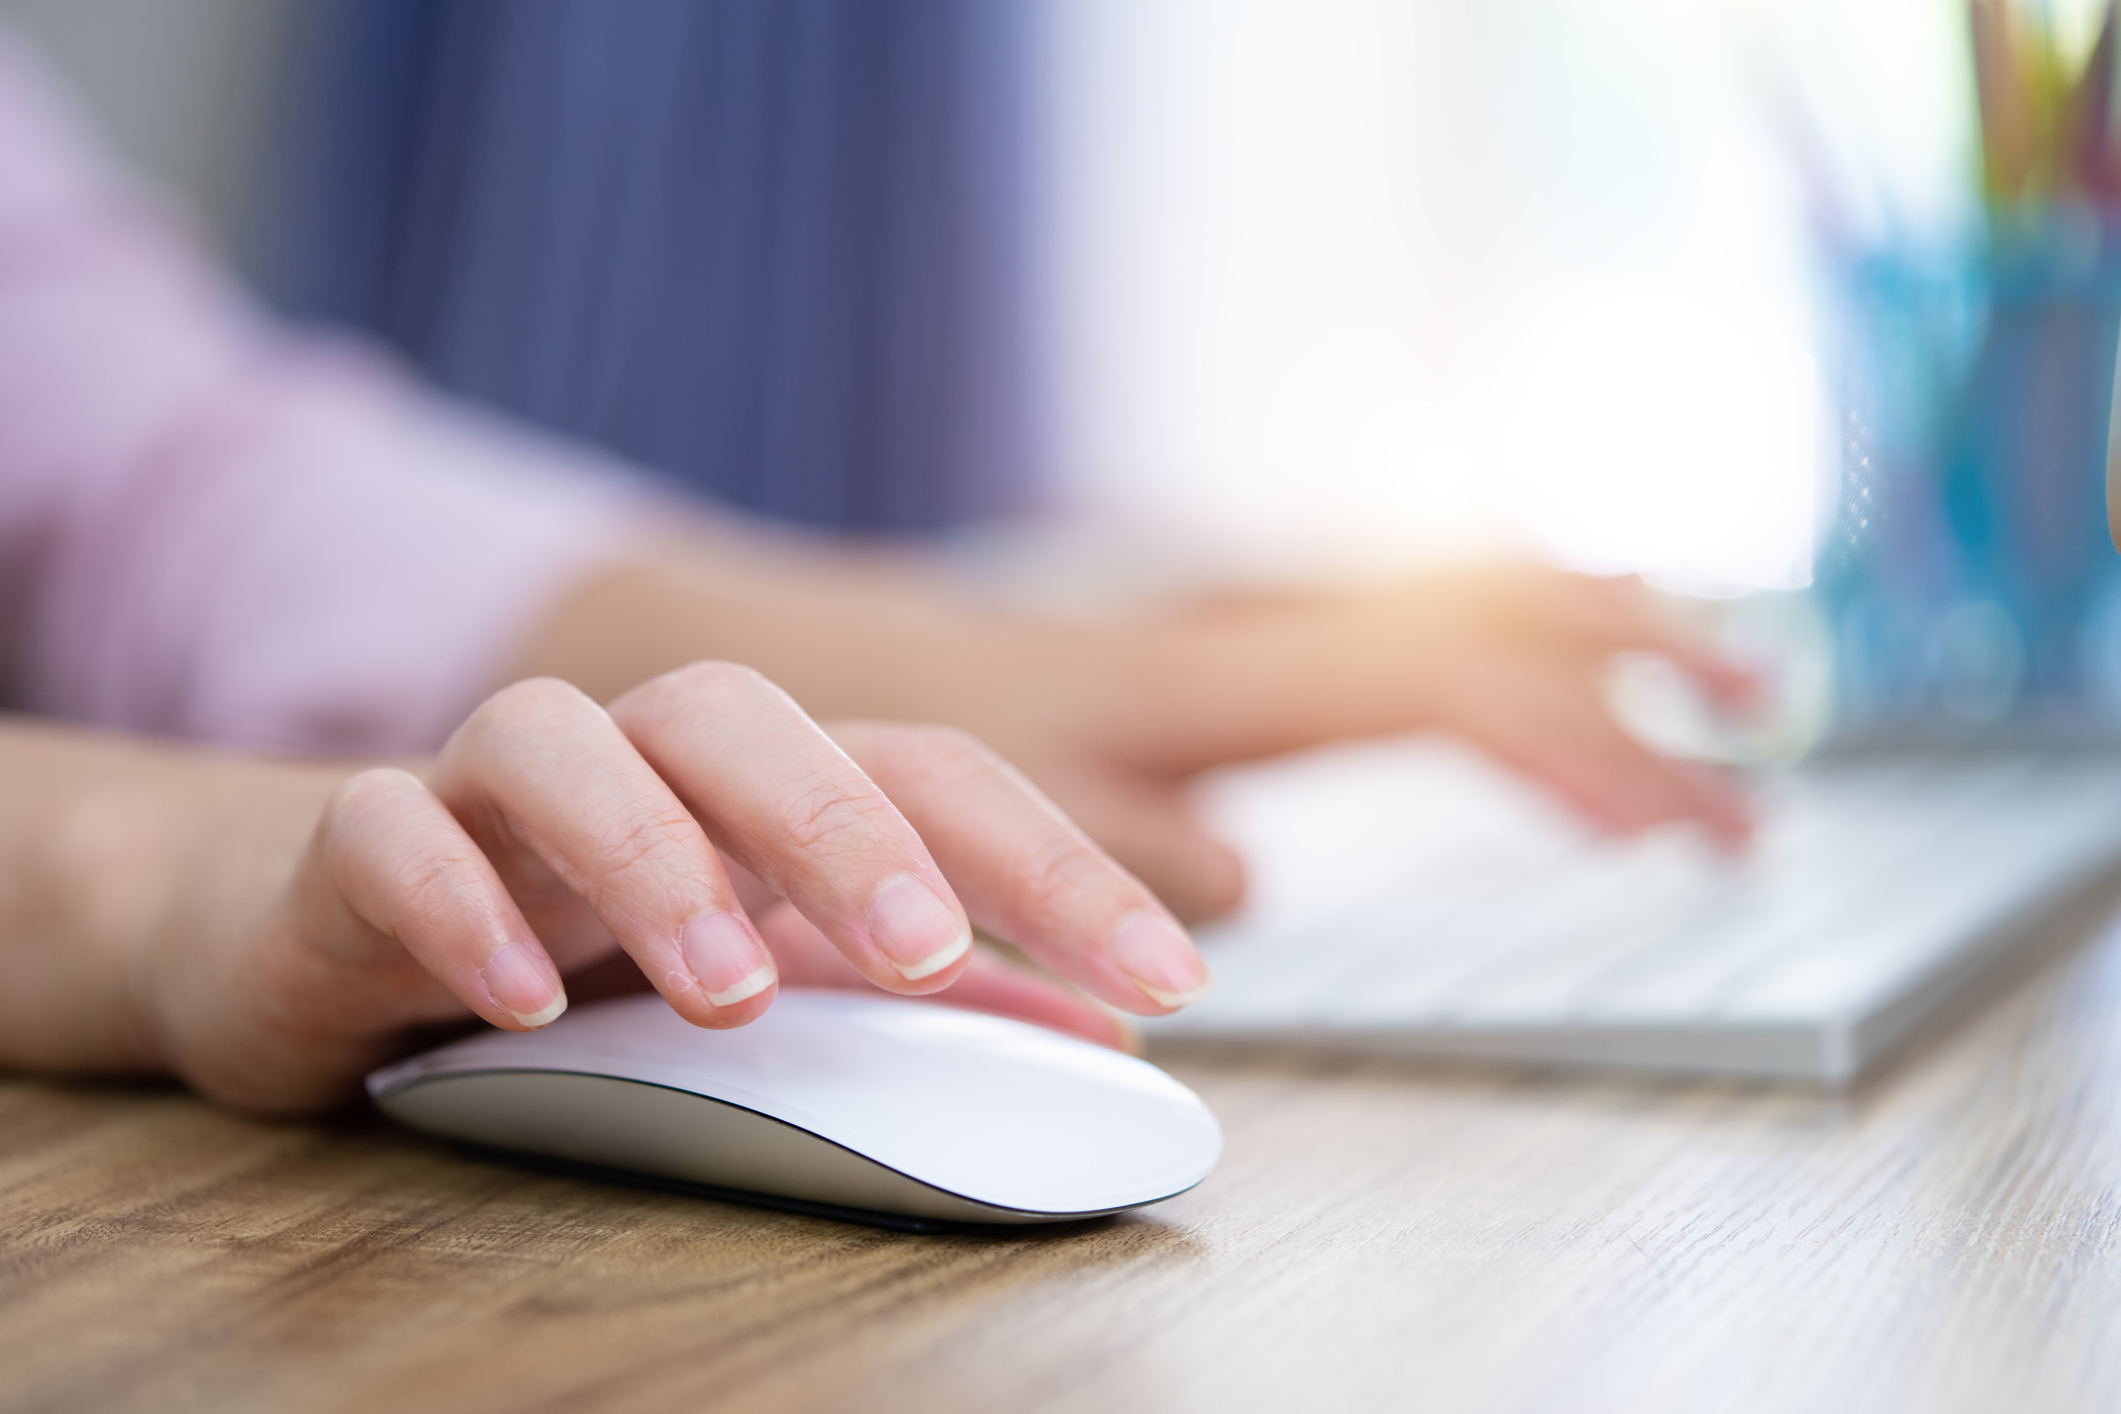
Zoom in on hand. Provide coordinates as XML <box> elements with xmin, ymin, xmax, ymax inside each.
<box><xmin>974</xmin><ymin>566</ymin><xmax>1757</xmax><ymax>921</ymax></box>
<box><xmin>70</xmin><ymin>666</ymin><xmax>1207</xmax><ymax>1114</ymax></box>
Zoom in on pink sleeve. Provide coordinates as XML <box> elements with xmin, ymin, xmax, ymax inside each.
<box><xmin>0</xmin><ymin>30</ymin><xmax>661</xmax><ymax>753</ymax></box>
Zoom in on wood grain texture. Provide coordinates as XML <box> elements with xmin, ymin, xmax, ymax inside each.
<box><xmin>9</xmin><ymin>893</ymin><xmax>2121</xmax><ymax>1414</ymax></box>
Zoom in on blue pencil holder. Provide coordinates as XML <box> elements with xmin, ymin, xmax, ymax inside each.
<box><xmin>1819</xmin><ymin>209</ymin><xmax>2121</xmax><ymax>738</ymax></box>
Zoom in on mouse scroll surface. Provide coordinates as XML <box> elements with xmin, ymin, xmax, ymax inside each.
<box><xmin>366</xmin><ymin>992</ymin><xmax>1223</xmax><ymax>1224</ymax></box>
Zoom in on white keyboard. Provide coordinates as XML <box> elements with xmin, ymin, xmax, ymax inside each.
<box><xmin>1143</xmin><ymin>739</ymin><xmax>2121</xmax><ymax>1083</ymax></box>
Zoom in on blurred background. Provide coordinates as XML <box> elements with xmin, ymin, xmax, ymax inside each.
<box><xmin>7</xmin><ymin>0</ymin><xmax>2115</xmax><ymax>739</ymax></box>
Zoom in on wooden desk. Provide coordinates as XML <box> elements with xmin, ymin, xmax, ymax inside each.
<box><xmin>10</xmin><ymin>891</ymin><xmax>2121</xmax><ymax>1414</ymax></box>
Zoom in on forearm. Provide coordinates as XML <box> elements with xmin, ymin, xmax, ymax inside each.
<box><xmin>0</xmin><ymin>719</ymin><xmax>345</xmax><ymax>1076</ymax></box>
<box><xmin>505</xmin><ymin>523</ymin><xmax>1144</xmax><ymax>754</ymax></box>
<box><xmin>501</xmin><ymin>523</ymin><xmax>1408</xmax><ymax>779</ymax></box>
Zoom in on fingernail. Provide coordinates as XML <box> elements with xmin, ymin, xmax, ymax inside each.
<box><xmin>1110</xmin><ymin>911</ymin><xmax>1213</xmax><ymax>1008</ymax></box>
<box><xmin>867</xmin><ymin>873</ymin><xmax>972</xmax><ymax>980</ymax></box>
<box><xmin>680</xmin><ymin>911</ymin><xmax>777</xmax><ymax>1007</ymax></box>
<box><xmin>483</xmin><ymin>943</ymin><xmax>567</xmax><ymax>1028</ymax></box>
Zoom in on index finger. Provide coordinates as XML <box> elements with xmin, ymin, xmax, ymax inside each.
<box><xmin>1537</xmin><ymin>574</ymin><xmax>1762</xmax><ymax>706</ymax></box>
<box><xmin>430</xmin><ymin>678</ymin><xmax>780</xmax><ymax>1029</ymax></box>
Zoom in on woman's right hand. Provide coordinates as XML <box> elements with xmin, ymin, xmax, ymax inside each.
<box><xmin>11</xmin><ymin>663</ymin><xmax>1212</xmax><ymax>1116</ymax></box>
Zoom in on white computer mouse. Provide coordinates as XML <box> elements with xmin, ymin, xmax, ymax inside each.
<box><xmin>366</xmin><ymin>990</ymin><xmax>1222</xmax><ymax>1228</ymax></box>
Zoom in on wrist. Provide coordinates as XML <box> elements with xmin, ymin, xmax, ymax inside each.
<box><xmin>0</xmin><ymin>729</ymin><xmax>233</xmax><ymax>1075</ymax></box>
<box><xmin>5</xmin><ymin>737</ymin><xmax>349</xmax><ymax>1082</ymax></box>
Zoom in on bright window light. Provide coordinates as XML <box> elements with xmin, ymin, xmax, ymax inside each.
<box><xmin>1035</xmin><ymin>0</ymin><xmax>1975</xmax><ymax>594</ymax></box>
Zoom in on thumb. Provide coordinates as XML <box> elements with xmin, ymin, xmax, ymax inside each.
<box><xmin>1027</xmin><ymin>760</ymin><xmax>1247</xmax><ymax>924</ymax></box>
